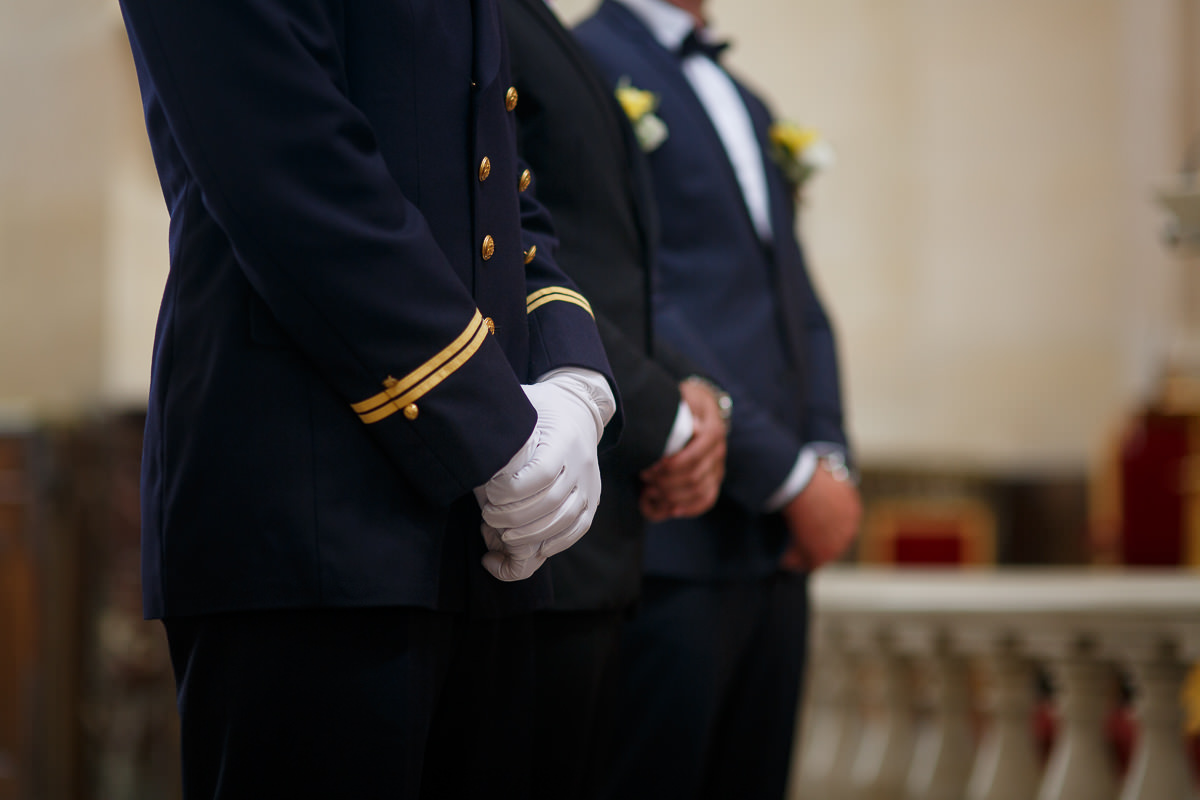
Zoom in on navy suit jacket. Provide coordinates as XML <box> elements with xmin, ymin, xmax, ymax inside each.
<box><xmin>576</xmin><ymin>1</ymin><xmax>849</xmax><ymax>580</ymax></box>
<box><xmin>119</xmin><ymin>0</ymin><xmax>617</xmax><ymax>618</ymax></box>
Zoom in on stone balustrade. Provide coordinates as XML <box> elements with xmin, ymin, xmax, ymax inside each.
<box><xmin>789</xmin><ymin>567</ymin><xmax>1200</xmax><ymax>800</ymax></box>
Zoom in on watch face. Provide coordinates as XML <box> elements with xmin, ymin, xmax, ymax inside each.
<box><xmin>818</xmin><ymin>453</ymin><xmax>854</xmax><ymax>484</ymax></box>
<box><xmin>716</xmin><ymin>396</ymin><xmax>733</xmax><ymax>421</ymax></box>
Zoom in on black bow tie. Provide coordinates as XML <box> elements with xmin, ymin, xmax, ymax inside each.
<box><xmin>676</xmin><ymin>30</ymin><xmax>730</xmax><ymax>62</ymax></box>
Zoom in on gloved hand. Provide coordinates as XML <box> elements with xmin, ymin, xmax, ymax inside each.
<box><xmin>475</xmin><ymin>368</ymin><xmax>615</xmax><ymax>581</ymax></box>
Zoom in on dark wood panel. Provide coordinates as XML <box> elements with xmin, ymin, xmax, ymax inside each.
<box><xmin>0</xmin><ymin>434</ymin><xmax>36</xmax><ymax>800</ymax></box>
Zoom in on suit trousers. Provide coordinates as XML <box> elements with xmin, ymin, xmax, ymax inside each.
<box><xmin>601</xmin><ymin>571</ymin><xmax>809</xmax><ymax>800</ymax></box>
<box><xmin>531</xmin><ymin>609</ymin><xmax>626</xmax><ymax>800</ymax></box>
<box><xmin>164</xmin><ymin>606</ymin><xmax>535</xmax><ymax>799</ymax></box>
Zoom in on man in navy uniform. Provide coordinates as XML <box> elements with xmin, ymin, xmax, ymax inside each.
<box><xmin>575</xmin><ymin>1</ymin><xmax>861</xmax><ymax>797</ymax></box>
<box><xmin>116</xmin><ymin>1</ymin><xmax>618</xmax><ymax>797</ymax></box>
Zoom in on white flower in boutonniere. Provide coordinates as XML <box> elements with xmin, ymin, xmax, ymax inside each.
<box><xmin>768</xmin><ymin>121</ymin><xmax>835</xmax><ymax>191</ymax></box>
<box><xmin>615</xmin><ymin>77</ymin><xmax>668</xmax><ymax>153</ymax></box>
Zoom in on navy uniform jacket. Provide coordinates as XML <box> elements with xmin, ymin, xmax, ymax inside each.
<box><xmin>576</xmin><ymin>1</ymin><xmax>849</xmax><ymax>580</ymax></box>
<box><xmin>119</xmin><ymin>0</ymin><xmax>617</xmax><ymax>619</ymax></box>
<box><xmin>502</xmin><ymin>0</ymin><xmax>699</xmax><ymax>610</ymax></box>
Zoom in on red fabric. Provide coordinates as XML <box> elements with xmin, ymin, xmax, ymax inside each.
<box><xmin>891</xmin><ymin>530</ymin><xmax>965</xmax><ymax>565</ymax></box>
<box><xmin>1119</xmin><ymin>413</ymin><xmax>1189</xmax><ymax>566</ymax></box>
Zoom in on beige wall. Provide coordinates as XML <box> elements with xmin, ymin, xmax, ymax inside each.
<box><xmin>0</xmin><ymin>5</ymin><xmax>165</xmax><ymax>418</ymax></box>
<box><xmin>2</xmin><ymin>1</ymin><xmax>1197</xmax><ymax>472</ymax></box>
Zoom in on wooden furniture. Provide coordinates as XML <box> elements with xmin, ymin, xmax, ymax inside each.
<box><xmin>0</xmin><ymin>429</ymin><xmax>38</xmax><ymax>800</ymax></box>
<box><xmin>859</xmin><ymin>496</ymin><xmax>997</xmax><ymax>566</ymax></box>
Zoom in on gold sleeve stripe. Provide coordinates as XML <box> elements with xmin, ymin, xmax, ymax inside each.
<box><xmin>352</xmin><ymin>310</ymin><xmax>484</xmax><ymax>413</ymax></box>
<box><xmin>352</xmin><ymin>311</ymin><xmax>487</xmax><ymax>420</ymax></box>
<box><xmin>525</xmin><ymin>287</ymin><xmax>594</xmax><ymax>318</ymax></box>
<box><xmin>357</xmin><ymin>320</ymin><xmax>490</xmax><ymax>424</ymax></box>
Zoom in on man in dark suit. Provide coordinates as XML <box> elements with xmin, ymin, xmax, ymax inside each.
<box><xmin>499</xmin><ymin>2</ymin><xmax>727</xmax><ymax>798</ymax></box>
<box><xmin>575</xmin><ymin>1</ymin><xmax>862</xmax><ymax>797</ymax></box>
<box><xmin>116</xmin><ymin>0</ymin><xmax>620</xmax><ymax>796</ymax></box>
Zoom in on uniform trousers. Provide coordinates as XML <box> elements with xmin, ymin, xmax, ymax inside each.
<box><xmin>164</xmin><ymin>606</ymin><xmax>534</xmax><ymax>800</ymax></box>
<box><xmin>600</xmin><ymin>570</ymin><xmax>810</xmax><ymax>800</ymax></box>
<box><xmin>531</xmin><ymin>609</ymin><xmax>626</xmax><ymax>800</ymax></box>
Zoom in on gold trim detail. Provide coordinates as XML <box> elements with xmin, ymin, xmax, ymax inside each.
<box><xmin>352</xmin><ymin>311</ymin><xmax>488</xmax><ymax>423</ymax></box>
<box><xmin>526</xmin><ymin>287</ymin><xmax>594</xmax><ymax>318</ymax></box>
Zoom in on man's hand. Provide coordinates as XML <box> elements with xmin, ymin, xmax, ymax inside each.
<box><xmin>475</xmin><ymin>371</ymin><xmax>612</xmax><ymax>581</ymax></box>
<box><xmin>779</xmin><ymin>464</ymin><xmax>861</xmax><ymax>571</ymax></box>
<box><xmin>638</xmin><ymin>379</ymin><xmax>727</xmax><ymax>521</ymax></box>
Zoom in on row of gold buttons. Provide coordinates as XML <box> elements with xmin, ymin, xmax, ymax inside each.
<box><xmin>479</xmin><ymin>159</ymin><xmax>531</xmax><ymax>190</ymax></box>
<box><xmin>479</xmin><ymin>87</ymin><xmax>533</xmax><ymax>263</ymax></box>
<box><xmin>401</xmin><ymin>90</ymin><xmax>520</xmax><ymax>422</ymax></box>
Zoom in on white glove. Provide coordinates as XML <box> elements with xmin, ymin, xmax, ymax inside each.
<box><xmin>475</xmin><ymin>368</ymin><xmax>615</xmax><ymax>581</ymax></box>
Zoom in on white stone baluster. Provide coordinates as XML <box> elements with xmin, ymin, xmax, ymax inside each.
<box><xmin>1117</xmin><ymin>636</ymin><xmax>1198</xmax><ymax>800</ymax></box>
<box><xmin>850</xmin><ymin>628</ymin><xmax>917</xmax><ymax>800</ymax></box>
<box><xmin>965</xmin><ymin>636</ymin><xmax>1041</xmax><ymax>800</ymax></box>
<box><xmin>905</xmin><ymin>631</ymin><xmax>975</xmax><ymax>800</ymax></box>
<box><xmin>1035</xmin><ymin>636</ymin><xmax>1119</xmax><ymax>800</ymax></box>
<box><xmin>804</xmin><ymin>568</ymin><xmax>1200</xmax><ymax>800</ymax></box>
<box><xmin>790</xmin><ymin>623</ymin><xmax>862</xmax><ymax>800</ymax></box>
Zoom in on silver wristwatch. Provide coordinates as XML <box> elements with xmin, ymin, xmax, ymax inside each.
<box><xmin>816</xmin><ymin>450</ymin><xmax>856</xmax><ymax>485</ymax></box>
<box><xmin>684</xmin><ymin>375</ymin><xmax>733</xmax><ymax>424</ymax></box>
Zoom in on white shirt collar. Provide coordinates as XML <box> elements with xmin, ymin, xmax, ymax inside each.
<box><xmin>612</xmin><ymin>0</ymin><xmax>696</xmax><ymax>53</ymax></box>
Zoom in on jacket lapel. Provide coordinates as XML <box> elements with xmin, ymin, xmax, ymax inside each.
<box><xmin>597</xmin><ymin>2</ymin><xmax>762</xmax><ymax>248</ymax></box>
<box><xmin>521</xmin><ymin>0</ymin><xmax>617</xmax><ymax>117</ymax></box>
<box><xmin>523</xmin><ymin>0</ymin><xmax>661</xmax><ymax>288</ymax></box>
<box><xmin>740</xmin><ymin>83</ymin><xmax>809</xmax><ymax>378</ymax></box>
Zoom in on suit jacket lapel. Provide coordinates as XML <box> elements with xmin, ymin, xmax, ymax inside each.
<box><xmin>520</xmin><ymin>0</ymin><xmax>662</xmax><ymax>296</ymax></box>
<box><xmin>740</xmin><ymin>82</ymin><xmax>793</xmax><ymax>251</ymax></box>
<box><xmin>519</xmin><ymin>0</ymin><xmax>616</xmax><ymax>119</ymax></box>
<box><xmin>739</xmin><ymin>81</ymin><xmax>809</xmax><ymax>378</ymax></box>
<box><xmin>598</xmin><ymin>2</ymin><xmax>763</xmax><ymax>248</ymax></box>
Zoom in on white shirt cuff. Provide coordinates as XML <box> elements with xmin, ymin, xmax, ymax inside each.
<box><xmin>764</xmin><ymin>443</ymin><xmax>851</xmax><ymax>512</ymax></box>
<box><xmin>764</xmin><ymin>446</ymin><xmax>818</xmax><ymax>513</ymax></box>
<box><xmin>662</xmin><ymin>399</ymin><xmax>695</xmax><ymax>457</ymax></box>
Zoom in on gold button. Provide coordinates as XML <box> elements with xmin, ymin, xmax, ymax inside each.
<box><xmin>505</xmin><ymin>86</ymin><xmax>519</xmax><ymax>112</ymax></box>
<box><xmin>403</xmin><ymin>404</ymin><xmax>419</xmax><ymax>421</ymax></box>
<box><xmin>484</xmin><ymin>317</ymin><xmax>496</xmax><ymax>335</ymax></box>
<box><xmin>518</xmin><ymin>169</ymin><xmax>532</xmax><ymax>192</ymax></box>
<box><xmin>478</xmin><ymin>157</ymin><xmax>491</xmax><ymax>182</ymax></box>
<box><xmin>523</xmin><ymin>245</ymin><xmax>537</xmax><ymax>265</ymax></box>
<box><xmin>481</xmin><ymin>235</ymin><xmax>495</xmax><ymax>261</ymax></box>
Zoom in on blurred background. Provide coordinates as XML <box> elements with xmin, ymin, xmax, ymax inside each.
<box><xmin>1</xmin><ymin>0</ymin><xmax>1199</xmax><ymax>798</ymax></box>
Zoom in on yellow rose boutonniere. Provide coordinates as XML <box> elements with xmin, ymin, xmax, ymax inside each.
<box><xmin>615</xmin><ymin>77</ymin><xmax>668</xmax><ymax>153</ymax></box>
<box><xmin>769</xmin><ymin>121</ymin><xmax>835</xmax><ymax>190</ymax></box>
